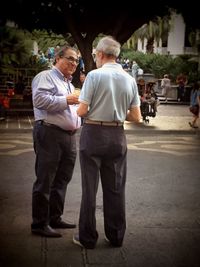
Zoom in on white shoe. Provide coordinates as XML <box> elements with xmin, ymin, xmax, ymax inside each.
<box><xmin>73</xmin><ymin>234</ymin><xmax>83</xmax><ymax>247</ymax></box>
<box><xmin>104</xmin><ymin>236</ymin><xmax>110</xmax><ymax>243</ymax></box>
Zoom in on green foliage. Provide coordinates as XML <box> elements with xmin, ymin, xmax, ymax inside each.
<box><xmin>31</xmin><ymin>29</ymin><xmax>67</xmax><ymax>54</ymax></box>
<box><xmin>120</xmin><ymin>50</ymin><xmax>200</xmax><ymax>83</ymax></box>
<box><xmin>1</xmin><ymin>26</ymin><xmax>199</xmax><ymax>84</ymax></box>
<box><xmin>0</xmin><ymin>26</ymin><xmax>69</xmax><ymax>75</ymax></box>
<box><xmin>0</xmin><ymin>26</ymin><xmax>33</xmax><ymax>67</ymax></box>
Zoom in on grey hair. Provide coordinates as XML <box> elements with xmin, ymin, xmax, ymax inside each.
<box><xmin>54</xmin><ymin>44</ymin><xmax>77</xmax><ymax>58</ymax></box>
<box><xmin>96</xmin><ymin>36</ymin><xmax>121</xmax><ymax>57</ymax></box>
<box><xmin>53</xmin><ymin>44</ymin><xmax>78</xmax><ymax>65</ymax></box>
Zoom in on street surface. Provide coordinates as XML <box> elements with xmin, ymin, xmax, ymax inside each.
<box><xmin>0</xmin><ymin>132</ymin><xmax>200</xmax><ymax>267</ymax></box>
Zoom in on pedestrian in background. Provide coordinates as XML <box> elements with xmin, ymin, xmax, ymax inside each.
<box><xmin>77</xmin><ymin>71</ymin><xmax>86</xmax><ymax>125</ymax></box>
<box><xmin>0</xmin><ymin>94</ymin><xmax>6</xmax><ymax>121</ymax></box>
<box><xmin>131</xmin><ymin>60</ymin><xmax>139</xmax><ymax>79</ymax></box>
<box><xmin>31</xmin><ymin>45</ymin><xmax>81</xmax><ymax>238</ymax></box>
<box><xmin>79</xmin><ymin>71</ymin><xmax>86</xmax><ymax>86</ymax></box>
<box><xmin>188</xmin><ymin>81</ymin><xmax>200</xmax><ymax>128</ymax></box>
<box><xmin>161</xmin><ymin>74</ymin><xmax>171</xmax><ymax>102</ymax></box>
<box><xmin>73</xmin><ymin>36</ymin><xmax>141</xmax><ymax>249</ymax></box>
<box><xmin>176</xmin><ymin>73</ymin><xmax>188</xmax><ymax>102</ymax></box>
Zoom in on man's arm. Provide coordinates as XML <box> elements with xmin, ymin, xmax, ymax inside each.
<box><xmin>126</xmin><ymin>106</ymin><xmax>142</xmax><ymax>123</ymax></box>
<box><xmin>197</xmin><ymin>91</ymin><xmax>200</xmax><ymax>107</ymax></box>
<box><xmin>77</xmin><ymin>102</ymin><xmax>88</xmax><ymax>117</ymax></box>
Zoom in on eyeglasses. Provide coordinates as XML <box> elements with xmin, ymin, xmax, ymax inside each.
<box><xmin>63</xmin><ymin>56</ymin><xmax>79</xmax><ymax>64</ymax></box>
<box><xmin>92</xmin><ymin>50</ymin><xmax>101</xmax><ymax>62</ymax></box>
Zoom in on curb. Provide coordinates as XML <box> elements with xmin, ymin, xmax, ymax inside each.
<box><xmin>125</xmin><ymin>129</ymin><xmax>200</xmax><ymax>135</ymax></box>
<box><xmin>0</xmin><ymin>128</ymin><xmax>199</xmax><ymax>136</ymax></box>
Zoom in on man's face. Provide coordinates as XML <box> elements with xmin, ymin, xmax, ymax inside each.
<box><xmin>80</xmin><ymin>73</ymin><xmax>86</xmax><ymax>83</ymax></box>
<box><xmin>56</xmin><ymin>49</ymin><xmax>79</xmax><ymax>77</ymax></box>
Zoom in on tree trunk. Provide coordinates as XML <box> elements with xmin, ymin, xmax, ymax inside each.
<box><xmin>71</xmin><ymin>35</ymin><xmax>96</xmax><ymax>86</ymax></box>
<box><xmin>146</xmin><ymin>38</ymin><xmax>154</xmax><ymax>53</ymax></box>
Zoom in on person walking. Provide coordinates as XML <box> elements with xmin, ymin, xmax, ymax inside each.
<box><xmin>161</xmin><ymin>74</ymin><xmax>171</xmax><ymax>102</ymax></box>
<box><xmin>188</xmin><ymin>81</ymin><xmax>200</xmax><ymax>129</ymax></box>
<box><xmin>73</xmin><ymin>36</ymin><xmax>141</xmax><ymax>249</ymax></box>
<box><xmin>31</xmin><ymin>45</ymin><xmax>81</xmax><ymax>238</ymax></box>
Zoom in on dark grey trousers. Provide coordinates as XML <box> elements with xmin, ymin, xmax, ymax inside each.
<box><xmin>32</xmin><ymin>123</ymin><xmax>77</xmax><ymax>228</ymax></box>
<box><xmin>78</xmin><ymin>124</ymin><xmax>127</xmax><ymax>248</ymax></box>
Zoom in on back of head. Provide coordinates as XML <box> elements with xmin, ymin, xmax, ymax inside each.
<box><xmin>164</xmin><ymin>74</ymin><xmax>168</xmax><ymax>78</ymax></box>
<box><xmin>96</xmin><ymin>36</ymin><xmax>121</xmax><ymax>58</ymax></box>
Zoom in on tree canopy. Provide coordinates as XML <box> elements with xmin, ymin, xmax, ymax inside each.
<box><xmin>0</xmin><ymin>0</ymin><xmax>199</xmax><ymax>74</ymax></box>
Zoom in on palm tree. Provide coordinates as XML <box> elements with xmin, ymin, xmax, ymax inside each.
<box><xmin>188</xmin><ymin>29</ymin><xmax>200</xmax><ymax>72</ymax></box>
<box><xmin>127</xmin><ymin>15</ymin><xmax>172</xmax><ymax>53</ymax></box>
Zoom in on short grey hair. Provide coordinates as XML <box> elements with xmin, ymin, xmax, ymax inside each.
<box><xmin>54</xmin><ymin>44</ymin><xmax>77</xmax><ymax>58</ymax></box>
<box><xmin>96</xmin><ymin>36</ymin><xmax>121</xmax><ymax>57</ymax></box>
<box><xmin>53</xmin><ymin>44</ymin><xmax>78</xmax><ymax>65</ymax></box>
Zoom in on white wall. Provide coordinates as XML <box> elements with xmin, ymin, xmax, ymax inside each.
<box><xmin>32</xmin><ymin>41</ymin><xmax>38</xmax><ymax>56</ymax></box>
<box><xmin>167</xmin><ymin>13</ymin><xmax>185</xmax><ymax>55</ymax></box>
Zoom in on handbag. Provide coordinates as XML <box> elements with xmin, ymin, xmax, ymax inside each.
<box><xmin>189</xmin><ymin>105</ymin><xmax>199</xmax><ymax>115</ymax></box>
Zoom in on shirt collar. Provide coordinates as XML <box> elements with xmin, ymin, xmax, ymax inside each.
<box><xmin>52</xmin><ymin>66</ymin><xmax>72</xmax><ymax>82</ymax></box>
<box><xmin>102</xmin><ymin>62</ymin><xmax>123</xmax><ymax>70</ymax></box>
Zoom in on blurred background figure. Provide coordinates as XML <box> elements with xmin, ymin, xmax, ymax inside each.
<box><xmin>0</xmin><ymin>93</ymin><xmax>6</xmax><ymax>120</ymax></box>
<box><xmin>176</xmin><ymin>73</ymin><xmax>188</xmax><ymax>102</ymax></box>
<box><xmin>74</xmin><ymin>71</ymin><xmax>86</xmax><ymax>91</ymax></box>
<box><xmin>15</xmin><ymin>75</ymin><xmax>25</xmax><ymax>95</ymax></box>
<box><xmin>131</xmin><ymin>61</ymin><xmax>139</xmax><ymax>79</ymax></box>
<box><xmin>79</xmin><ymin>71</ymin><xmax>86</xmax><ymax>87</ymax></box>
<box><xmin>188</xmin><ymin>81</ymin><xmax>200</xmax><ymax>129</ymax></box>
<box><xmin>161</xmin><ymin>74</ymin><xmax>171</xmax><ymax>102</ymax></box>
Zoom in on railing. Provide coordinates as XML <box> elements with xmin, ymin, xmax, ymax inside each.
<box><xmin>0</xmin><ymin>67</ymin><xmax>44</xmax><ymax>87</ymax></box>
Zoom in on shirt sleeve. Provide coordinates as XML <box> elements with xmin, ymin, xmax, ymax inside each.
<box><xmin>130</xmin><ymin>80</ymin><xmax>141</xmax><ymax>107</ymax></box>
<box><xmin>78</xmin><ymin>72</ymin><xmax>94</xmax><ymax>105</ymax></box>
<box><xmin>32</xmin><ymin>71</ymin><xmax>68</xmax><ymax>112</ymax></box>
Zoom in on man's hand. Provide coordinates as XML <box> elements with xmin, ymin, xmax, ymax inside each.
<box><xmin>126</xmin><ymin>106</ymin><xmax>142</xmax><ymax>123</ymax></box>
<box><xmin>77</xmin><ymin>102</ymin><xmax>88</xmax><ymax>117</ymax></box>
<box><xmin>66</xmin><ymin>94</ymin><xmax>79</xmax><ymax>105</ymax></box>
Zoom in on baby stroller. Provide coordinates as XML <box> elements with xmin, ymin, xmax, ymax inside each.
<box><xmin>138</xmin><ymin>80</ymin><xmax>159</xmax><ymax>123</ymax></box>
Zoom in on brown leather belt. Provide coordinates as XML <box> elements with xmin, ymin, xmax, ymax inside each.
<box><xmin>84</xmin><ymin>119</ymin><xmax>123</xmax><ymax>127</ymax></box>
<box><xmin>36</xmin><ymin>120</ymin><xmax>77</xmax><ymax>135</ymax></box>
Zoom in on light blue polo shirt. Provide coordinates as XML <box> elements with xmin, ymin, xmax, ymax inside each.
<box><xmin>79</xmin><ymin>62</ymin><xmax>140</xmax><ymax>122</ymax></box>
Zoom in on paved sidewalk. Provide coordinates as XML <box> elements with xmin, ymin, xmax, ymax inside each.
<box><xmin>124</xmin><ymin>114</ymin><xmax>200</xmax><ymax>134</ymax></box>
<box><xmin>0</xmin><ymin>104</ymin><xmax>199</xmax><ymax>134</ymax></box>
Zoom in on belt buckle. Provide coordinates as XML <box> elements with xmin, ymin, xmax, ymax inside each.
<box><xmin>66</xmin><ymin>130</ymin><xmax>76</xmax><ymax>135</ymax></box>
<box><xmin>36</xmin><ymin>120</ymin><xmax>43</xmax><ymax>125</ymax></box>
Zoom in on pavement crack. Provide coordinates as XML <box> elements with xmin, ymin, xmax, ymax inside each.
<box><xmin>41</xmin><ymin>237</ymin><xmax>48</xmax><ymax>267</ymax></box>
<box><xmin>81</xmin><ymin>248</ymin><xmax>89</xmax><ymax>267</ymax></box>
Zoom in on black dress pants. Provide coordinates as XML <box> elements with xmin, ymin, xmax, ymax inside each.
<box><xmin>32</xmin><ymin>123</ymin><xmax>77</xmax><ymax>228</ymax></box>
<box><xmin>78</xmin><ymin>124</ymin><xmax>127</xmax><ymax>248</ymax></box>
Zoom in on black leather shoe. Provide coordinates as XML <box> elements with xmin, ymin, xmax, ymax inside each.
<box><xmin>31</xmin><ymin>225</ymin><xmax>62</xmax><ymax>237</ymax></box>
<box><xmin>50</xmin><ymin>220</ymin><xmax>76</xmax><ymax>229</ymax></box>
<box><xmin>104</xmin><ymin>236</ymin><xmax>122</xmax><ymax>247</ymax></box>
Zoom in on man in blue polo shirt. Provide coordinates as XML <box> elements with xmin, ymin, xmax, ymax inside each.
<box><xmin>73</xmin><ymin>36</ymin><xmax>141</xmax><ymax>249</ymax></box>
